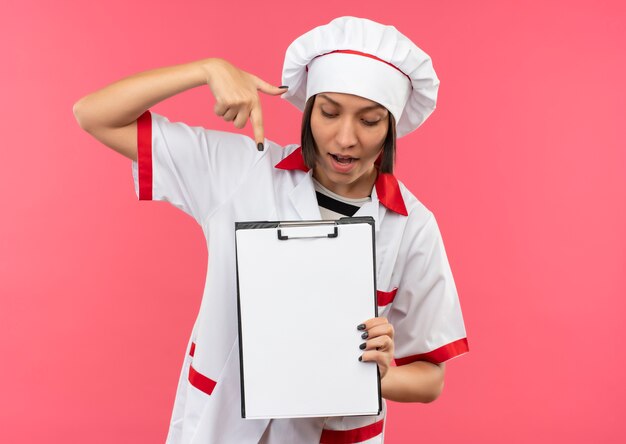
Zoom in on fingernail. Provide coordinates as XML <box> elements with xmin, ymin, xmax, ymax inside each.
<box><xmin>279</xmin><ymin>85</ymin><xmax>289</xmax><ymax>89</ymax></box>
<box><xmin>257</xmin><ymin>143</ymin><xmax>264</xmax><ymax>151</ymax></box>
<box><xmin>358</xmin><ymin>355</ymin><xmax>363</xmax><ymax>362</ymax></box>
<box><xmin>359</xmin><ymin>342</ymin><xmax>366</xmax><ymax>350</ymax></box>
<box><xmin>361</xmin><ymin>332</ymin><xmax>369</xmax><ymax>340</ymax></box>
<box><xmin>357</xmin><ymin>324</ymin><xmax>366</xmax><ymax>331</ymax></box>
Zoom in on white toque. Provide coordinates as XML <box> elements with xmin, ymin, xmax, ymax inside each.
<box><xmin>281</xmin><ymin>16</ymin><xmax>440</xmax><ymax>138</ymax></box>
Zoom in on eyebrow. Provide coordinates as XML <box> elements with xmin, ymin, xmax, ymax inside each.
<box><xmin>318</xmin><ymin>93</ymin><xmax>386</xmax><ymax>113</ymax></box>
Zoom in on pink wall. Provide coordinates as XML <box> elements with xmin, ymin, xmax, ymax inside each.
<box><xmin>2</xmin><ymin>0</ymin><xmax>625</xmax><ymax>442</ymax></box>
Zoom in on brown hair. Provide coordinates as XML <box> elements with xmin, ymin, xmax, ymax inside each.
<box><xmin>300</xmin><ymin>95</ymin><xmax>397</xmax><ymax>174</ymax></box>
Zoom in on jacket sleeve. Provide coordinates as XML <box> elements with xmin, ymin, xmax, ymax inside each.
<box><xmin>387</xmin><ymin>213</ymin><xmax>469</xmax><ymax>366</ymax></box>
<box><xmin>131</xmin><ymin>110</ymin><xmax>262</xmax><ymax>225</ymax></box>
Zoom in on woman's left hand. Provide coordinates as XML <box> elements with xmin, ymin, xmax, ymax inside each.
<box><xmin>357</xmin><ymin>317</ymin><xmax>395</xmax><ymax>380</ymax></box>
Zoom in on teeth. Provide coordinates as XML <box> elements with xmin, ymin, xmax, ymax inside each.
<box><xmin>332</xmin><ymin>154</ymin><xmax>353</xmax><ymax>164</ymax></box>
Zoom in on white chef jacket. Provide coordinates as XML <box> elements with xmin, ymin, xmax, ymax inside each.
<box><xmin>131</xmin><ymin>111</ymin><xmax>469</xmax><ymax>444</ymax></box>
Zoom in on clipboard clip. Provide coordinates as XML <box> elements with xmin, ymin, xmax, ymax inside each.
<box><xmin>277</xmin><ymin>221</ymin><xmax>339</xmax><ymax>241</ymax></box>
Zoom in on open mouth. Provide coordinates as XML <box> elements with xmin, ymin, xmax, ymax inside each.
<box><xmin>330</xmin><ymin>154</ymin><xmax>357</xmax><ymax>164</ymax></box>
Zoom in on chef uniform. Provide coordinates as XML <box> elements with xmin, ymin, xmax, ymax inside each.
<box><xmin>131</xmin><ymin>16</ymin><xmax>468</xmax><ymax>444</ymax></box>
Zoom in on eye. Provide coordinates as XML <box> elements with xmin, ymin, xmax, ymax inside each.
<box><xmin>321</xmin><ymin>110</ymin><xmax>337</xmax><ymax>118</ymax></box>
<box><xmin>362</xmin><ymin>119</ymin><xmax>380</xmax><ymax>127</ymax></box>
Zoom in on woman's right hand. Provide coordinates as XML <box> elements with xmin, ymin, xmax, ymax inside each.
<box><xmin>202</xmin><ymin>58</ymin><xmax>288</xmax><ymax>150</ymax></box>
<box><xmin>73</xmin><ymin>57</ymin><xmax>287</xmax><ymax>161</ymax></box>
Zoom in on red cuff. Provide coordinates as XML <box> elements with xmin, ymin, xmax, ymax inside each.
<box><xmin>320</xmin><ymin>419</ymin><xmax>384</xmax><ymax>444</ymax></box>
<box><xmin>137</xmin><ymin>110</ymin><xmax>153</xmax><ymax>200</ymax></box>
<box><xmin>188</xmin><ymin>364</ymin><xmax>217</xmax><ymax>395</ymax></box>
<box><xmin>395</xmin><ymin>337</ymin><xmax>469</xmax><ymax>366</ymax></box>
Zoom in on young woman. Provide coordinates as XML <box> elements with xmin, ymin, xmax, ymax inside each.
<box><xmin>74</xmin><ymin>16</ymin><xmax>468</xmax><ymax>444</ymax></box>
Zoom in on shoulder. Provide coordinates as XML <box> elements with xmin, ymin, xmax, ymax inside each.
<box><xmin>389</xmin><ymin>180</ymin><xmax>450</xmax><ymax>256</ymax></box>
<box><xmin>149</xmin><ymin>111</ymin><xmax>262</xmax><ymax>151</ymax></box>
<box><xmin>266</xmin><ymin>142</ymin><xmax>301</xmax><ymax>162</ymax></box>
<box><xmin>395</xmin><ymin>179</ymin><xmax>436</xmax><ymax>230</ymax></box>
<box><xmin>264</xmin><ymin>142</ymin><xmax>309</xmax><ymax>177</ymax></box>
<box><xmin>150</xmin><ymin>111</ymin><xmax>299</xmax><ymax>168</ymax></box>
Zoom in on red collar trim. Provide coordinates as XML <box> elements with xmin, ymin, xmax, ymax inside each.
<box><xmin>274</xmin><ymin>146</ymin><xmax>310</xmax><ymax>173</ymax></box>
<box><xmin>375</xmin><ymin>172</ymin><xmax>408</xmax><ymax>216</ymax></box>
<box><xmin>275</xmin><ymin>147</ymin><xmax>408</xmax><ymax>216</ymax></box>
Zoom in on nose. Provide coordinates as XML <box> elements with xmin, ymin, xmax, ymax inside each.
<box><xmin>335</xmin><ymin>117</ymin><xmax>358</xmax><ymax>150</ymax></box>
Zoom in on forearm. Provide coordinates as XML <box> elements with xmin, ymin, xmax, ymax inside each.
<box><xmin>381</xmin><ymin>361</ymin><xmax>445</xmax><ymax>403</ymax></box>
<box><xmin>73</xmin><ymin>58</ymin><xmax>213</xmax><ymax>130</ymax></box>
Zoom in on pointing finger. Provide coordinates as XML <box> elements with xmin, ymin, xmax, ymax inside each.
<box><xmin>250</xmin><ymin>105</ymin><xmax>265</xmax><ymax>151</ymax></box>
<box><xmin>252</xmin><ymin>74</ymin><xmax>289</xmax><ymax>96</ymax></box>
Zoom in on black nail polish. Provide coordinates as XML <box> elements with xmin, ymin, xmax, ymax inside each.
<box><xmin>358</xmin><ymin>355</ymin><xmax>363</xmax><ymax>362</ymax></box>
<box><xmin>257</xmin><ymin>143</ymin><xmax>264</xmax><ymax>151</ymax></box>
<box><xmin>279</xmin><ymin>85</ymin><xmax>289</xmax><ymax>89</ymax></box>
<box><xmin>361</xmin><ymin>332</ymin><xmax>368</xmax><ymax>340</ymax></box>
<box><xmin>357</xmin><ymin>324</ymin><xmax>366</xmax><ymax>331</ymax></box>
<box><xmin>359</xmin><ymin>342</ymin><xmax>366</xmax><ymax>350</ymax></box>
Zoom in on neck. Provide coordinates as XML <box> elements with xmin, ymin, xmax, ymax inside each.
<box><xmin>312</xmin><ymin>166</ymin><xmax>378</xmax><ymax>199</ymax></box>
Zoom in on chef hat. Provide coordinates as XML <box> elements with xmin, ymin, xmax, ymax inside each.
<box><xmin>281</xmin><ymin>16</ymin><xmax>440</xmax><ymax>138</ymax></box>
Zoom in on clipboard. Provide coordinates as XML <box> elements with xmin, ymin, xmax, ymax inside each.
<box><xmin>235</xmin><ymin>217</ymin><xmax>382</xmax><ymax>419</ymax></box>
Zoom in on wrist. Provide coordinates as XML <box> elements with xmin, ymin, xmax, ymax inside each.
<box><xmin>197</xmin><ymin>57</ymin><xmax>221</xmax><ymax>84</ymax></box>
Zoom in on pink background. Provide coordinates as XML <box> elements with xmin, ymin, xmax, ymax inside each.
<box><xmin>2</xmin><ymin>0</ymin><xmax>625</xmax><ymax>442</ymax></box>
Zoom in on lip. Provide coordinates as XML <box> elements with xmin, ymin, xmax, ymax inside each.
<box><xmin>328</xmin><ymin>153</ymin><xmax>358</xmax><ymax>173</ymax></box>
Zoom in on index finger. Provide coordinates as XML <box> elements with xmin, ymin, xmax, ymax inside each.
<box><xmin>250</xmin><ymin>104</ymin><xmax>265</xmax><ymax>151</ymax></box>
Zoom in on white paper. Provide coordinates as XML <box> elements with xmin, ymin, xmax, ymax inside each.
<box><xmin>236</xmin><ymin>222</ymin><xmax>380</xmax><ymax>419</ymax></box>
